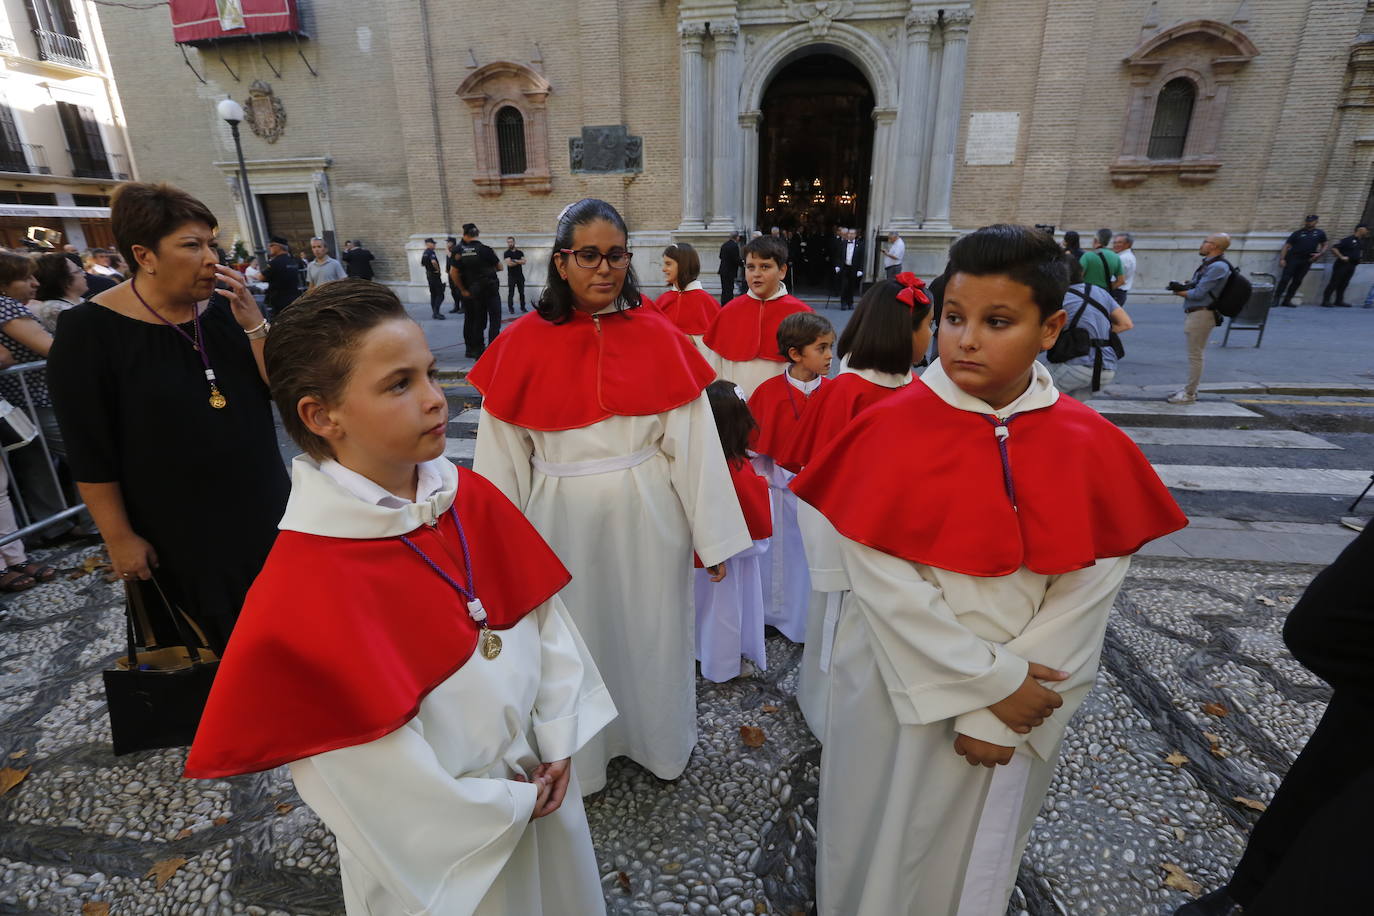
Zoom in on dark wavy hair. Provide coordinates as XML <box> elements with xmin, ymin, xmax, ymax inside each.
<box><xmin>946</xmin><ymin>223</ymin><xmax>1070</xmax><ymax>319</ymax></box>
<box><xmin>33</xmin><ymin>252</ymin><xmax>78</xmax><ymax>301</ymax></box>
<box><xmin>704</xmin><ymin>380</ymin><xmax>757</xmax><ymax>465</ymax></box>
<box><xmin>837</xmin><ymin>278</ymin><xmax>932</xmax><ymax>375</ymax></box>
<box><xmin>536</xmin><ymin>198</ymin><xmax>643</xmax><ymax>324</ymax></box>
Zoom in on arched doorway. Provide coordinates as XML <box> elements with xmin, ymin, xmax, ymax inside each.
<box><xmin>757</xmin><ymin>53</ymin><xmax>874</xmax><ymax>286</ymax></box>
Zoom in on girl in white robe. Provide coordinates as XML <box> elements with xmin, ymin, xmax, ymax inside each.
<box><xmin>470</xmin><ymin>199</ymin><xmax>752</xmax><ymax>794</ymax></box>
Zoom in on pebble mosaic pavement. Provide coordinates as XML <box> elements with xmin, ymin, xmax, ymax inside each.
<box><xmin>0</xmin><ymin>542</ymin><xmax>1328</xmax><ymax>916</ymax></box>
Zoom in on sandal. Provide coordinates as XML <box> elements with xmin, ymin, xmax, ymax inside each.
<box><xmin>0</xmin><ymin>568</ymin><xmax>37</xmax><ymax>592</ymax></box>
<box><xmin>8</xmin><ymin>562</ymin><xmax>55</xmax><ymax>583</ymax></box>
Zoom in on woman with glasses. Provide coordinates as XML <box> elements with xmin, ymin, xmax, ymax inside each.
<box><xmin>470</xmin><ymin>198</ymin><xmax>752</xmax><ymax>796</ymax></box>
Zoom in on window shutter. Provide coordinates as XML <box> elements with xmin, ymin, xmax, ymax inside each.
<box><xmin>78</xmin><ymin>105</ymin><xmax>106</xmax><ymax>158</ymax></box>
<box><xmin>1147</xmin><ymin>78</ymin><xmax>1196</xmax><ymax>160</ymax></box>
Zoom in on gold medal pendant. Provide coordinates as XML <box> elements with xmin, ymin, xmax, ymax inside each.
<box><xmin>479</xmin><ymin>627</ymin><xmax>503</xmax><ymax>660</ymax></box>
<box><xmin>209</xmin><ymin>387</ymin><xmax>227</xmax><ymax>409</ymax></box>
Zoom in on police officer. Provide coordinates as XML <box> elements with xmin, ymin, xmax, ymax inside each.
<box><xmin>455</xmin><ymin>222</ymin><xmax>503</xmax><ymax>358</ymax></box>
<box><xmin>1320</xmin><ymin>224</ymin><xmax>1368</xmax><ymax>308</ymax></box>
<box><xmin>1274</xmin><ymin>214</ymin><xmax>1328</xmax><ymax>307</ymax></box>
<box><xmin>444</xmin><ymin>236</ymin><xmax>463</xmax><ymax>315</ymax></box>
<box><xmin>263</xmin><ymin>235</ymin><xmax>302</xmax><ymax>317</ymax></box>
<box><xmin>419</xmin><ymin>238</ymin><xmax>447</xmax><ymax>320</ymax></box>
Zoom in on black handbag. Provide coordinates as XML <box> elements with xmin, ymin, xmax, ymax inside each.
<box><xmin>102</xmin><ymin>577</ymin><xmax>219</xmax><ymax>756</ymax></box>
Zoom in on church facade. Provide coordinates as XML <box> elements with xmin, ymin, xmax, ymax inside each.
<box><xmin>97</xmin><ymin>0</ymin><xmax>1374</xmax><ymax>301</ymax></box>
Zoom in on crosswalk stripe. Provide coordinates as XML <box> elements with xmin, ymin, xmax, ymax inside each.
<box><xmin>1086</xmin><ymin>399</ymin><xmax>1260</xmax><ymax>418</ymax></box>
<box><xmin>1153</xmin><ymin>465</ymin><xmax>1371</xmax><ymax>495</ymax></box>
<box><xmin>1121</xmin><ymin>428</ymin><xmax>1340</xmax><ymax>450</ymax></box>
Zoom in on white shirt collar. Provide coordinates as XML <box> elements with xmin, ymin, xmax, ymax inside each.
<box><xmin>280</xmin><ymin>454</ymin><xmax>459</xmax><ymax>538</ymax></box>
<box><xmin>676</xmin><ymin>279</ymin><xmax>704</xmax><ymax>293</ymax></box>
<box><xmin>836</xmin><ymin>355</ymin><xmax>911</xmax><ymax>390</ymax></box>
<box><xmin>784</xmin><ymin>366</ymin><xmax>824</xmax><ymax>395</ymax></box>
<box><xmin>746</xmin><ymin>282</ymin><xmax>789</xmax><ymax>302</ymax></box>
<box><xmin>918</xmin><ymin>358</ymin><xmax>1059</xmax><ymax>419</ymax></box>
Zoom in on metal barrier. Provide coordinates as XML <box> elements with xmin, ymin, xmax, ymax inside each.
<box><xmin>0</xmin><ymin>360</ymin><xmax>87</xmax><ymax>548</ymax></box>
<box><xmin>1221</xmin><ymin>272</ymin><xmax>1276</xmax><ymax>348</ymax></box>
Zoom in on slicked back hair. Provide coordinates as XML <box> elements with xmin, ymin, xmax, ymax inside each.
<box><xmin>537</xmin><ymin>198</ymin><xmax>643</xmax><ymax>324</ymax></box>
<box><xmin>946</xmin><ymin>224</ymin><xmax>1071</xmax><ymax>320</ymax></box>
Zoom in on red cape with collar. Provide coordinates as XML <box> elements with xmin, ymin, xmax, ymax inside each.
<box><xmin>747</xmin><ymin>371</ymin><xmax>826</xmax><ymax>463</ymax></box>
<box><xmin>703</xmin><ymin>293</ymin><xmax>813</xmax><ymax>362</ymax></box>
<box><xmin>184</xmin><ymin>468</ymin><xmax>572</xmax><ymax>779</ymax></box>
<box><xmin>790</xmin><ymin>381</ymin><xmax>1187</xmax><ymax>577</ymax></box>
<box><xmin>773</xmin><ymin>372</ymin><xmax>903</xmax><ymax>473</ymax></box>
<box><xmin>467</xmin><ymin>304</ymin><xmax>715</xmax><ymax>431</ymax></box>
<box><xmin>696</xmin><ymin>458</ymin><xmax>771</xmax><ymax>567</ymax></box>
<box><xmin>655</xmin><ymin>287</ymin><xmax>722</xmax><ymax>335</ymax></box>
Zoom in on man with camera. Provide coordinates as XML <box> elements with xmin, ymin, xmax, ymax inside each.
<box><xmin>1166</xmin><ymin>233</ymin><xmax>1232</xmax><ymax>405</ymax></box>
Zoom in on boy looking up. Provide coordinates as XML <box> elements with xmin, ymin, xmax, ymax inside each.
<box><xmin>704</xmin><ymin>235</ymin><xmax>813</xmax><ymax>398</ymax></box>
<box><xmin>791</xmin><ymin>225</ymin><xmax>1186</xmax><ymax>915</ymax></box>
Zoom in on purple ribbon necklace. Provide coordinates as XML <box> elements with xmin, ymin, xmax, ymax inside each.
<box><xmin>131</xmin><ymin>279</ymin><xmax>226</xmax><ymax>409</ymax></box>
<box><xmin>399</xmin><ymin>505</ymin><xmax>502</xmax><ymax>660</ymax></box>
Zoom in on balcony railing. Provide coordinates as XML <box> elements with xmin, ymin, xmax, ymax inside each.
<box><xmin>33</xmin><ymin>29</ymin><xmax>89</xmax><ymax>69</ymax></box>
<box><xmin>67</xmin><ymin>147</ymin><xmax>111</xmax><ymax>179</ymax></box>
<box><xmin>0</xmin><ymin>144</ymin><xmax>49</xmax><ymax>175</ymax></box>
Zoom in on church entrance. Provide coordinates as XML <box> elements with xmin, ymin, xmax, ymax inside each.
<box><xmin>757</xmin><ymin>52</ymin><xmax>875</xmax><ymax>289</ymax></box>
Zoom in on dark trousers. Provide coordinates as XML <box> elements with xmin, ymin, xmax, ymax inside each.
<box><xmin>1228</xmin><ymin>692</ymin><xmax>1374</xmax><ymax>908</ymax></box>
<box><xmin>839</xmin><ymin>265</ymin><xmax>859</xmax><ymax>307</ymax></box>
<box><xmin>1274</xmin><ymin>259</ymin><xmax>1315</xmax><ymax>305</ymax></box>
<box><xmin>426</xmin><ymin>276</ymin><xmax>445</xmax><ymax>317</ymax></box>
<box><xmin>1321</xmin><ymin>260</ymin><xmax>1356</xmax><ymax>306</ymax></box>
<box><xmin>463</xmin><ymin>284</ymin><xmax>502</xmax><ymax>354</ymax></box>
<box><xmin>720</xmin><ymin>272</ymin><xmax>737</xmax><ymax>302</ymax></box>
<box><xmin>507</xmin><ymin>276</ymin><xmax>526</xmax><ymax>311</ymax></box>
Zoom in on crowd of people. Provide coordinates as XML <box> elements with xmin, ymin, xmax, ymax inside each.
<box><xmin>0</xmin><ymin>179</ymin><xmax>1362</xmax><ymax>914</ymax></box>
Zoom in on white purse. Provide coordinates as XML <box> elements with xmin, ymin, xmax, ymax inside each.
<box><xmin>0</xmin><ymin>398</ymin><xmax>38</xmax><ymax>452</ymax></box>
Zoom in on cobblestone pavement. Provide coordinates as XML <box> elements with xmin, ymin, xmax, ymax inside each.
<box><xmin>0</xmin><ymin>542</ymin><xmax>1326</xmax><ymax>916</ymax></box>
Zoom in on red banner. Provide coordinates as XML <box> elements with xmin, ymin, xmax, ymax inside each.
<box><xmin>170</xmin><ymin>0</ymin><xmax>301</xmax><ymax>44</ymax></box>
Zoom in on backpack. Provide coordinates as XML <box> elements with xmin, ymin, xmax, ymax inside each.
<box><xmin>1210</xmin><ymin>259</ymin><xmax>1252</xmax><ymax>319</ymax></box>
<box><xmin>1046</xmin><ymin>284</ymin><xmax>1125</xmax><ymax>392</ymax></box>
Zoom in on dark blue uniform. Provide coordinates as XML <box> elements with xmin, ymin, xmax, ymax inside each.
<box><xmin>457</xmin><ymin>238</ymin><xmax>502</xmax><ymax>357</ymax></box>
<box><xmin>1274</xmin><ymin>226</ymin><xmax>1327</xmax><ymax>306</ymax></box>
<box><xmin>1321</xmin><ymin>234</ymin><xmax>1363</xmax><ymax>307</ymax></box>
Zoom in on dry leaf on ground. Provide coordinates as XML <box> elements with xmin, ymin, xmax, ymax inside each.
<box><xmin>146</xmin><ymin>857</ymin><xmax>188</xmax><ymax>889</ymax></box>
<box><xmin>1209</xmin><ymin>746</ymin><xmax>1232</xmax><ymax>759</ymax></box>
<box><xmin>1201</xmin><ymin>731</ymin><xmax>1222</xmax><ymax>745</ymax></box>
<box><xmin>1256</xmin><ymin>595</ymin><xmax>1276</xmax><ymax>607</ymax></box>
<box><xmin>1162</xmin><ymin>863</ymin><xmax>1202</xmax><ymax>896</ymax></box>
<box><xmin>1233</xmin><ymin>796</ymin><xmax>1267</xmax><ymax>812</ymax></box>
<box><xmin>1172</xmin><ymin>826</ymin><xmax>1186</xmax><ymax>842</ymax></box>
<box><xmin>0</xmin><ymin>765</ymin><xmax>31</xmax><ymax>797</ymax></box>
<box><xmin>8</xmin><ymin>749</ymin><xmax>26</xmax><ymax>759</ymax></box>
<box><xmin>174</xmin><ymin>828</ymin><xmax>193</xmax><ymax>840</ymax></box>
<box><xmin>81</xmin><ymin>903</ymin><xmax>110</xmax><ymax>916</ymax></box>
<box><xmin>1163</xmin><ymin>751</ymin><xmax>1189</xmax><ymax>767</ymax></box>
<box><xmin>739</xmin><ymin>725</ymin><xmax>766</xmax><ymax>748</ymax></box>
<box><xmin>213</xmin><ymin>816</ymin><xmax>229</xmax><ymax>826</ymax></box>
<box><xmin>761</xmin><ymin>704</ymin><xmax>779</xmax><ymax>714</ymax></box>
<box><xmin>615</xmin><ymin>870</ymin><xmax>630</xmax><ymax>892</ymax></box>
<box><xmin>274</xmin><ymin>803</ymin><xmax>294</xmax><ymax>815</ymax></box>
<box><xmin>1202</xmin><ymin>702</ymin><xmax>1230</xmax><ymax>718</ymax></box>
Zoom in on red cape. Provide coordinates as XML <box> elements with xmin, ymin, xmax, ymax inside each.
<box><xmin>790</xmin><ymin>382</ymin><xmax>1187</xmax><ymax>577</ymax></box>
<box><xmin>773</xmin><ymin>372</ymin><xmax>903</xmax><ymax>472</ymax></box>
<box><xmin>703</xmin><ymin>293</ymin><xmax>813</xmax><ymax>362</ymax></box>
<box><xmin>655</xmin><ymin>288</ymin><xmax>721</xmax><ymax>336</ymax></box>
<box><xmin>185</xmin><ymin>468</ymin><xmax>572</xmax><ymax>779</ymax></box>
<box><xmin>467</xmin><ymin>305</ymin><xmax>715</xmax><ymax>431</ymax></box>
<box><xmin>747</xmin><ymin>371</ymin><xmax>826</xmax><ymax>463</ymax></box>
<box><xmin>696</xmin><ymin>458</ymin><xmax>771</xmax><ymax>567</ymax></box>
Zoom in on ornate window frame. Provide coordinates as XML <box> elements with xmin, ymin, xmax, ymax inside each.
<box><xmin>457</xmin><ymin>62</ymin><xmax>552</xmax><ymax>197</ymax></box>
<box><xmin>1111</xmin><ymin>20</ymin><xmax>1257</xmax><ymax>187</ymax></box>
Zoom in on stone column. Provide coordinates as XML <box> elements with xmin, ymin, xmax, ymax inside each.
<box><xmin>924</xmin><ymin>9</ymin><xmax>973</xmax><ymax>230</ymax></box>
<box><xmin>739</xmin><ymin>110</ymin><xmax>762</xmax><ymax>234</ymax></box>
<box><xmin>868</xmin><ymin>107</ymin><xmax>898</xmax><ymax>249</ymax></box>
<box><xmin>889</xmin><ymin>11</ymin><xmax>937</xmax><ymax>230</ymax></box>
<box><xmin>678</xmin><ymin>22</ymin><xmax>708</xmax><ymax>231</ymax></box>
<box><xmin>708</xmin><ymin>20</ymin><xmax>742</xmax><ymax>231</ymax></box>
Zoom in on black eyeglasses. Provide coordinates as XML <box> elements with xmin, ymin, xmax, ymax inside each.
<box><xmin>560</xmin><ymin>247</ymin><xmax>633</xmax><ymax>270</ymax></box>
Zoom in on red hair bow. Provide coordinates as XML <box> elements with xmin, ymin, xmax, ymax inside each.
<box><xmin>893</xmin><ymin>271</ymin><xmax>931</xmax><ymax>308</ymax></box>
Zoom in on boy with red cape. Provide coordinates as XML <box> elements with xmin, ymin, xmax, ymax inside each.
<box><xmin>791</xmin><ymin>226</ymin><xmax>1187</xmax><ymax>915</ymax></box>
<box><xmin>186</xmin><ymin>281</ymin><xmax>616</xmax><ymax>916</ymax></box>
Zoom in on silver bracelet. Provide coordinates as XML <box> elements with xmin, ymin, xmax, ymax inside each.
<box><xmin>245</xmin><ymin>319</ymin><xmax>270</xmax><ymax>340</ymax></box>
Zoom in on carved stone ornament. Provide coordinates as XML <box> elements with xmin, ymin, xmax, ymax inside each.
<box><xmin>242</xmin><ymin>80</ymin><xmax>286</xmax><ymax>144</ymax></box>
<box><xmin>569</xmin><ymin>125</ymin><xmax>643</xmax><ymax>174</ymax></box>
<box><xmin>785</xmin><ymin>0</ymin><xmax>856</xmax><ymax>37</ymax></box>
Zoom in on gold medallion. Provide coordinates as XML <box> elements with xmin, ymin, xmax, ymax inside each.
<box><xmin>479</xmin><ymin>628</ymin><xmax>503</xmax><ymax>660</ymax></box>
<box><xmin>209</xmin><ymin>388</ymin><xmax>228</xmax><ymax>409</ymax></box>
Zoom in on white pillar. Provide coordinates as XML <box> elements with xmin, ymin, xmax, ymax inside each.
<box><xmin>924</xmin><ymin>9</ymin><xmax>973</xmax><ymax>230</ymax></box>
<box><xmin>708</xmin><ymin>20</ymin><xmax>742</xmax><ymax>231</ymax></box>
<box><xmin>739</xmin><ymin>110</ymin><xmax>761</xmax><ymax>234</ymax></box>
<box><xmin>868</xmin><ymin>107</ymin><xmax>898</xmax><ymax>253</ymax></box>
<box><xmin>679</xmin><ymin>22</ymin><xmax>708</xmax><ymax>231</ymax></box>
<box><xmin>889</xmin><ymin>11</ymin><xmax>937</xmax><ymax>230</ymax></box>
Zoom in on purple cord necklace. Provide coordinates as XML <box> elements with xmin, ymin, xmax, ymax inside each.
<box><xmin>131</xmin><ymin>279</ymin><xmax>226</xmax><ymax>409</ymax></box>
<box><xmin>399</xmin><ymin>505</ymin><xmax>502</xmax><ymax>660</ymax></box>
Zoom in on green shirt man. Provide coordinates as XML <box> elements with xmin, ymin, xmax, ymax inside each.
<box><xmin>1080</xmin><ymin>247</ymin><xmax>1123</xmax><ymax>289</ymax></box>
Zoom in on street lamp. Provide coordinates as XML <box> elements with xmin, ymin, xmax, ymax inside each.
<box><xmin>217</xmin><ymin>98</ymin><xmax>266</xmax><ymax>270</ymax></box>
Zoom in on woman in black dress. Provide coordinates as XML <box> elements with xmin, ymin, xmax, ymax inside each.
<box><xmin>47</xmin><ymin>183</ymin><xmax>289</xmax><ymax>653</ymax></box>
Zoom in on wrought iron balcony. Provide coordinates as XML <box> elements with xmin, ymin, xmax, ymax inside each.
<box><xmin>0</xmin><ymin>144</ymin><xmax>49</xmax><ymax>175</ymax></box>
<box><xmin>33</xmin><ymin>29</ymin><xmax>89</xmax><ymax>69</ymax></box>
<box><xmin>66</xmin><ymin>147</ymin><xmax>111</xmax><ymax>179</ymax></box>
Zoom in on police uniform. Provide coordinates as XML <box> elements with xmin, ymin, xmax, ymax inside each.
<box><xmin>1274</xmin><ymin>223</ymin><xmax>1327</xmax><ymax>306</ymax></box>
<box><xmin>420</xmin><ymin>248</ymin><xmax>446</xmax><ymax>318</ymax></box>
<box><xmin>1320</xmin><ymin>233</ymin><xmax>1363</xmax><ymax>308</ymax></box>
<box><xmin>457</xmin><ymin>237</ymin><xmax>502</xmax><ymax>357</ymax></box>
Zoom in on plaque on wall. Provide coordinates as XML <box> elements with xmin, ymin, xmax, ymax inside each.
<box><xmin>570</xmin><ymin>125</ymin><xmax>643</xmax><ymax>173</ymax></box>
<box><xmin>965</xmin><ymin>112</ymin><xmax>1020</xmax><ymax>166</ymax></box>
